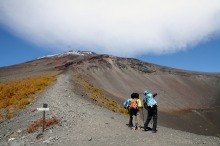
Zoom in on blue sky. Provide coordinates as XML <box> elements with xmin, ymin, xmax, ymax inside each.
<box><xmin>0</xmin><ymin>1</ymin><xmax>220</xmax><ymax>72</ymax></box>
<box><xmin>1</xmin><ymin>26</ymin><xmax>219</xmax><ymax>72</ymax></box>
<box><xmin>138</xmin><ymin>37</ymin><xmax>220</xmax><ymax>72</ymax></box>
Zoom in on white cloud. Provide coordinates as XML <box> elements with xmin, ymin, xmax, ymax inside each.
<box><xmin>0</xmin><ymin>0</ymin><xmax>220</xmax><ymax>56</ymax></box>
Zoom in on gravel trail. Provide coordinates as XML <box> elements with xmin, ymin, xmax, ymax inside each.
<box><xmin>0</xmin><ymin>72</ymin><xmax>220</xmax><ymax>146</ymax></box>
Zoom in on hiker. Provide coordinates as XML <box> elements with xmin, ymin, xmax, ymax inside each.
<box><xmin>143</xmin><ymin>90</ymin><xmax>158</xmax><ymax>133</ymax></box>
<box><xmin>132</xmin><ymin>93</ymin><xmax>142</xmax><ymax>130</ymax></box>
<box><xmin>123</xmin><ymin>93</ymin><xmax>134</xmax><ymax>127</ymax></box>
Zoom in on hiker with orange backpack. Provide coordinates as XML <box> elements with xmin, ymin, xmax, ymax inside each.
<box><xmin>127</xmin><ymin>93</ymin><xmax>142</xmax><ymax>130</ymax></box>
<box><xmin>124</xmin><ymin>93</ymin><xmax>143</xmax><ymax>130</ymax></box>
<box><xmin>143</xmin><ymin>90</ymin><xmax>158</xmax><ymax>133</ymax></box>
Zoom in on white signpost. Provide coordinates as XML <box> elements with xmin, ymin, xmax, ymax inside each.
<box><xmin>37</xmin><ymin>103</ymin><xmax>49</xmax><ymax>132</ymax></box>
<box><xmin>37</xmin><ymin>108</ymin><xmax>49</xmax><ymax>111</ymax></box>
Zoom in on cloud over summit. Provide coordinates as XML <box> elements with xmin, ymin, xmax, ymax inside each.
<box><xmin>0</xmin><ymin>0</ymin><xmax>220</xmax><ymax>56</ymax></box>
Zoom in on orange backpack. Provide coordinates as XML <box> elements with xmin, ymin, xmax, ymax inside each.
<box><xmin>129</xmin><ymin>98</ymin><xmax>138</xmax><ymax>110</ymax></box>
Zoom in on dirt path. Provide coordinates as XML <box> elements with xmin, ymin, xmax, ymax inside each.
<box><xmin>0</xmin><ymin>72</ymin><xmax>220</xmax><ymax>146</ymax></box>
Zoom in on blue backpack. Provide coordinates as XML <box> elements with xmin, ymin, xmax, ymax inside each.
<box><xmin>123</xmin><ymin>98</ymin><xmax>131</xmax><ymax>109</ymax></box>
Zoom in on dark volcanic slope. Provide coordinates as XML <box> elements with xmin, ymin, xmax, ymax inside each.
<box><xmin>1</xmin><ymin>51</ymin><xmax>220</xmax><ymax>136</ymax></box>
<box><xmin>70</xmin><ymin>55</ymin><xmax>220</xmax><ymax>110</ymax></box>
<box><xmin>69</xmin><ymin>54</ymin><xmax>220</xmax><ymax>136</ymax></box>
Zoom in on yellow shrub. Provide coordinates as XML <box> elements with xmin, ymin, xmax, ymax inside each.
<box><xmin>0</xmin><ymin>75</ymin><xmax>56</xmax><ymax>122</ymax></box>
<box><xmin>75</xmin><ymin>74</ymin><xmax>127</xmax><ymax>115</ymax></box>
<box><xmin>0</xmin><ymin>99</ymin><xmax>8</xmax><ymax>108</ymax></box>
<box><xmin>18</xmin><ymin>98</ymin><xmax>30</xmax><ymax>109</ymax></box>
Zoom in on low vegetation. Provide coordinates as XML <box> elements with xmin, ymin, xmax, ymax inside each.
<box><xmin>76</xmin><ymin>74</ymin><xmax>128</xmax><ymax>114</ymax></box>
<box><xmin>27</xmin><ymin>116</ymin><xmax>60</xmax><ymax>133</ymax></box>
<box><xmin>0</xmin><ymin>75</ymin><xmax>56</xmax><ymax>122</ymax></box>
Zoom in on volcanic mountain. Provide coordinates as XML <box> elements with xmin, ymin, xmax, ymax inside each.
<box><xmin>0</xmin><ymin>51</ymin><xmax>220</xmax><ymax>137</ymax></box>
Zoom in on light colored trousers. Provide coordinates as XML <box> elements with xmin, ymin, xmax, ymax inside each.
<box><xmin>132</xmin><ymin>110</ymin><xmax>141</xmax><ymax>128</ymax></box>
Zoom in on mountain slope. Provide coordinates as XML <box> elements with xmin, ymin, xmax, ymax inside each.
<box><xmin>68</xmin><ymin>54</ymin><xmax>220</xmax><ymax>136</ymax></box>
<box><xmin>0</xmin><ymin>51</ymin><xmax>220</xmax><ymax>136</ymax></box>
<box><xmin>70</xmin><ymin>55</ymin><xmax>220</xmax><ymax>110</ymax></box>
<box><xmin>0</xmin><ymin>72</ymin><xmax>220</xmax><ymax>146</ymax></box>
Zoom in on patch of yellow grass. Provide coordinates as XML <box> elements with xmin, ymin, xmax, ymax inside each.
<box><xmin>76</xmin><ymin>75</ymin><xmax>128</xmax><ymax>115</ymax></box>
<box><xmin>0</xmin><ymin>75</ymin><xmax>56</xmax><ymax>122</ymax></box>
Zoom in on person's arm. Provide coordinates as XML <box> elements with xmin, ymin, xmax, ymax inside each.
<box><xmin>153</xmin><ymin>93</ymin><xmax>158</xmax><ymax>98</ymax></box>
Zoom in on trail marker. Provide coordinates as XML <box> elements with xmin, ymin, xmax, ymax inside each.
<box><xmin>37</xmin><ymin>108</ymin><xmax>49</xmax><ymax>111</ymax></box>
<box><xmin>37</xmin><ymin>103</ymin><xmax>49</xmax><ymax>132</ymax></box>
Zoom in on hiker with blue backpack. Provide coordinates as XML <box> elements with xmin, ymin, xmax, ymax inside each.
<box><xmin>143</xmin><ymin>90</ymin><xmax>158</xmax><ymax>133</ymax></box>
<box><xmin>123</xmin><ymin>93</ymin><xmax>133</xmax><ymax>127</ymax></box>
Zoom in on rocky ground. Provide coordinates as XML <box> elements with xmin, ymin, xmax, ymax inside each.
<box><xmin>0</xmin><ymin>72</ymin><xmax>220</xmax><ymax>146</ymax></box>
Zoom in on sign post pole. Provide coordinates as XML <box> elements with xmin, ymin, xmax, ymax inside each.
<box><xmin>42</xmin><ymin>110</ymin><xmax>45</xmax><ymax>132</ymax></box>
<box><xmin>36</xmin><ymin>104</ymin><xmax>49</xmax><ymax>138</ymax></box>
<box><xmin>42</xmin><ymin>103</ymin><xmax>48</xmax><ymax>132</ymax></box>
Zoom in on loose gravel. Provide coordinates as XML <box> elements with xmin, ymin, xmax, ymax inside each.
<box><xmin>0</xmin><ymin>72</ymin><xmax>220</xmax><ymax>146</ymax></box>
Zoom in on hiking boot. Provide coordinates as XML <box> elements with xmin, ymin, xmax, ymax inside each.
<box><xmin>144</xmin><ymin>127</ymin><xmax>152</xmax><ymax>131</ymax></box>
<box><xmin>131</xmin><ymin>127</ymin><xmax>136</xmax><ymax>130</ymax></box>
<box><xmin>126</xmin><ymin>124</ymin><xmax>133</xmax><ymax>128</ymax></box>
<box><xmin>152</xmin><ymin>130</ymin><xmax>158</xmax><ymax>133</ymax></box>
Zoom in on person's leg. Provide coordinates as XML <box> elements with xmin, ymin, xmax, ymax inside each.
<box><xmin>129</xmin><ymin>110</ymin><xmax>133</xmax><ymax>127</ymax></box>
<box><xmin>132</xmin><ymin>111</ymin><xmax>137</xmax><ymax>130</ymax></box>
<box><xmin>152</xmin><ymin>107</ymin><xmax>158</xmax><ymax>132</ymax></box>
<box><xmin>144</xmin><ymin>110</ymin><xmax>153</xmax><ymax>130</ymax></box>
<box><xmin>136</xmin><ymin>110</ymin><xmax>141</xmax><ymax>129</ymax></box>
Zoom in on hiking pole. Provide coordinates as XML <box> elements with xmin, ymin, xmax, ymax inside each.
<box><xmin>141</xmin><ymin>107</ymin><xmax>145</xmax><ymax>126</ymax></box>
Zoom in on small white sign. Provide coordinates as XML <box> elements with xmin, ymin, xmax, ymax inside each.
<box><xmin>37</xmin><ymin>108</ymin><xmax>49</xmax><ymax>111</ymax></box>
